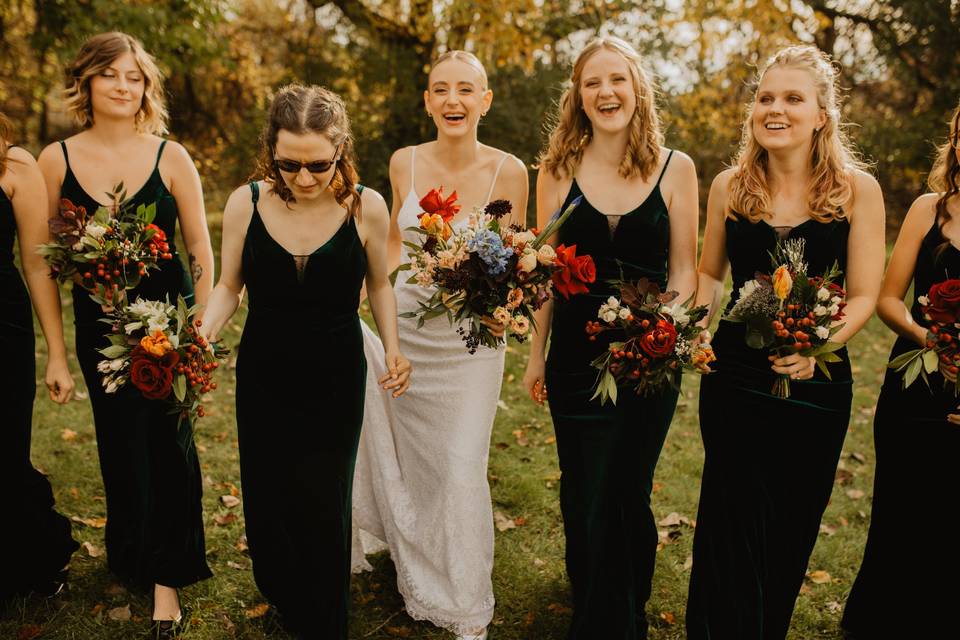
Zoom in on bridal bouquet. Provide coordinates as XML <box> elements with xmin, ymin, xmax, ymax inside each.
<box><xmin>97</xmin><ymin>296</ymin><xmax>229</xmax><ymax>422</ymax></box>
<box><xmin>585</xmin><ymin>278</ymin><xmax>714</xmax><ymax>404</ymax></box>
<box><xmin>38</xmin><ymin>184</ymin><xmax>172</xmax><ymax>307</ymax></box>
<box><xmin>887</xmin><ymin>278</ymin><xmax>960</xmax><ymax>393</ymax></box>
<box><xmin>399</xmin><ymin>187</ymin><xmax>596</xmax><ymax>352</ymax></box>
<box><xmin>725</xmin><ymin>237</ymin><xmax>846</xmax><ymax>398</ymax></box>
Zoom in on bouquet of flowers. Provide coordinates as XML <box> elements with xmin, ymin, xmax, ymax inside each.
<box><xmin>38</xmin><ymin>184</ymin><xmax>172</xmax><ymax>307</ymax></box>
<box><xmin>724</xmin><ymin>237</ymin><xmax>846</xmax><ymax>398</ymax></box>
<box><xmin>585</xmin><ymin>278</ymin><xmax>715</xmax><ymax>404</ymax></box>
<box><xmin>399</xmin><ymin>187</ymin><xmax>596</xmax><ymax>352</ymax></box>
<box><xmin>97</xmin><ymin>296</ymin><xmax>229</xmax><ymax>422</ymax></box>
<box><xmin>887</xmin><ymin>278</ymin><xmax>960</xmax><ymax>393</ymax></box>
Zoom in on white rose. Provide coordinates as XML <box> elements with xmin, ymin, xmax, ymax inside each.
<box><xmin>512</xmin><ymin>230</ymin><xmax>535</xmax><ymax>246</ymax></box>
<box><xmin>830</xmin><ymin>295</ymin><xmax>842</xmax><ymax>304</ymax></box>
<box><xmin>537</xmin><ymin>244</ymin><xmax>557</xmax><ymax>265</ymax></box>
<box><xmin>813</xmin><ymin>304</ymin><xmax>829</xmax><ymax>317</ymax></box>
<box><xmin>828</xmin><ymin>303</ymin><xmax>840</xmax><ymax>316</ymax></box>
<box><xmin>817</xmin><ymin>287</ymin><xmax>831</xmax><ymax>301</ymax></box>
<box><xmin>618</xmin><ymin>307</ymin><xmax>631</xmax><ymax>320</ymax></box>
<box><xmin>85</xmin><ymin>222</ymin><xmax>108</xmax><ymax>239</ymax></box>
<box><xmin>737</xmin><ymin>279</ymin><xmax>759</xmax><ymax>301</ymax></box>
<box><xmin>602</xmin><ymin>309</ymin><xmax>618</xmax><ymax>323</ymax></box>
<box><xmin>815</xmin><ymin>325</ymin><xmax>830</xmax><ymax>340</ymax></box>
<box><xmin>518</xmin><ymin>248</ymin><xmax>538</xmax><ymax>273</ymax></box>
<box><xmin>606</xmin><ymin>296</ymin><xmax>620</xmax><ymax>309</ymax></box>
<box><xmin>663</xmin><ymin>303</ymin><xmax>690</xmax><ymax>326</ymax></box>
<box><xmin>917</xmin><ymin>295</ymin><xmax>930</xmax><ymax>306</ymax></box>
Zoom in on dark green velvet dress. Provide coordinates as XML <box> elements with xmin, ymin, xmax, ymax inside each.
<box><xmin>686</xmin><ymin>216</ymin><xmax>853</xmax><ymax>640</ymax></box>
<box><xmin>236</xmin><ymin>182</ymin><xmax>367</xmax><ymax>639</ymax></box>
<box><xmin>0</xmin><ymin>170</ymin><xmax>78</xmax><ymax>601</ymax></box>
<box><xmin>545</xmin><ymin>151</ymin><xmax>678</xmax><ymax>640</ymax></box>
<box><xmin>60</xmin><ymin>140</ymin><xmax>211</xmax><ymax>589</ymax></box>
<box><xmin>842</xmin><ymin>219</ymin><xmax>960</xmax><ymax>638</ymax></box>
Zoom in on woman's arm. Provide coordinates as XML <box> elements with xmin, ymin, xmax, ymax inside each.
<box><xmin>830</xmin><ymin>171</ymin><xmax>886</xmax><ymax>345</ymax></box>
<box><xmin>663</xmin><ymin>151</ymin><xmax>700</xmax><ymax>305</ymax></box>
<box><xmin>361</xmin><ymin>188</ymin><xmax>411</xmax><ymax>397</ymax></box>
<box><xmin>164</xmin><ymin>141</ymin><xmax>214</xmax><ymax>307</ymax></box>
<box><xmin>522</xmin><ymin>168</ymin><xmax>568</xmax><ymax>404</ymax></box>
<box><xmin>875</xmin><ymin>193</ymin><xmax>937</xmax><ymax>346</ymax></box>
<box><xmin>496</xmin><ymin>155</ymin><xmax>530</xmax><ymax>228</ymax></box>
<box><xmin>197</xmin><ymin>185</ymin><xmax>252</xmax><ymax>342</ymax></box>
<box><xmin>694</xmin><ymin>170</ymin><xmax>734</xmax><ymax>330</ymax></box>
<box><xmin>8</xmin><ymin>147</ymin><xmax>74</xmax><ymax>402</ymax></box>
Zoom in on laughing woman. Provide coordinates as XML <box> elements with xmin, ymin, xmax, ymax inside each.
<box><xmin>0</xmin><ymin>111</ymin><xmax>78</xmax><ymax>602</ymax></box>
<box><xmin>842</xmin><ymin>100</ymin><xmax>960</xmax><ymax>639</ymax></box>
<box><xmin>38</xmin><ymin>32</ymin><xmax>214</xmax><ymax>635</ymax></box>
<box><xmin>522</xmin><ymin>37</ymin><xmax>699</xmax><ymax>639</ymax></box>
<box><xmin>686</xmin><ymin>45</ymin><xmax>885</xmax><ymax>640</ymax></box>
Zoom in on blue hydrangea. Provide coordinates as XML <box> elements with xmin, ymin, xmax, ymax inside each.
<box><xmin>468</xmin><ymin>229</ymin><xmax>513</xmax><ymax>276</ymax></box>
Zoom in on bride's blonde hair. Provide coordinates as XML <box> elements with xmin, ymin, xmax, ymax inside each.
<box><xmin>539</xmin><ymin>37</ymin><xmax>662</xmax><ymax>181</ymax></box>
<box><xmin>727</xmin><ymin>45</ymin><xmax>865</xmax><ymax>222</ymax></box>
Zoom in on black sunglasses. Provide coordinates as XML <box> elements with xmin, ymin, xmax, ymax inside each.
<box><xmin>274</xmin><ymin>145</ymin><xmax>341</xmax><ymax>174</ymax></box>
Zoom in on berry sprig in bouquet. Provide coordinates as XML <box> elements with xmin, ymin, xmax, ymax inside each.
<box><xmin>887</xmin><ymin>278</ymin><xmax>960</xmax><ymax>393</ymax></box>
<box><xmin>39</xmin><ymin>183</ymin><xmax>172</xmax><ymax>307</ymax></box>
<box><xmin>725</xmin><ymin>237</ymin><xmax>846</xmax><ymax>398</ymax></box>
<box><xmin>97</xmin><ymin>296</ymin><xmax>229</xmax><ymax>423</ymax></box>
<box><xmin>400</xmin><ymin>187</ymin><xmax>595</xmax><ymax>353</ymax></box>
<box><xmin>585</xmin><ymin>278</ymin><xmax>714</xmax><ymax>404</ymax></box>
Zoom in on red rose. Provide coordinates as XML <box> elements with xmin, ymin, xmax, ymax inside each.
<box><xmin>129</xmin><ymin>346</ymin><xmax>179</xmax><ymax>400</ymax></box>
<box><xmin>552</xmin><ymin>244</ymin><xmax>596</xmax><ymax>299</ymax></box>
<box><xmin>638</xmin><ymin>319</ymin><xmax>678</xmax><ymax>359</ymax></box>
<box><xmin>419</xmin><ymin>187</ymin><xmax>461</xmax><ymax>224</ymax></box>
<box><xmin>926</xmin><ymin>279</ymin><xmax>960</xmax><ymax>324</ymax></box>
<box><xmin>146</xmin><ymin>223</ymin><xmax>168</xmax><ymax>244</ymax></box>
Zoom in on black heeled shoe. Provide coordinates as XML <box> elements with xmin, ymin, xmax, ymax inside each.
<box><xmin>152</xmin><ymin>609</ymin><xmax>186</xmax><ymax>639</ymax></box>
<box><xmin>31</xmin><ymin>568</ymin><xmax>69</xmax><ymax>598</ymax></box>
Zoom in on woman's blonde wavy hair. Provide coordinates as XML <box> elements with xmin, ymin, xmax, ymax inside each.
<box><xmin>64</xmin><ymin>32</ymin><xmax>168</xmax><ymax>135</ymax></box>
<box><xmin>928</xmin><ymin>99</ymin><xmax>960</xmax><ymax>257</ymax></box>
<box><xmin>0</xmin><ymin>111</ymin><xmax>14</xmax><ymax>178</ymax></box>
<box><xmin>727</xmin><ymin>45</ymin><xmax>865</xmax><ymax>222</ymax></box>
<box><xmin>540</xmin><ymin>37</ymin><xmax>663</xmax><ymax>181</ymax></box>
<box><xmin>253</xmin><ymin>84</ymin><xmax>362</xmax><ymax>219</ymax></box>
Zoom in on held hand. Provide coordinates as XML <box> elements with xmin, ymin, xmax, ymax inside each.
<box><xmin>45</xmin><ymin>358</ymin><xmax>75</xmax><ymax>404</ymax></box>
<box><xmin>939</xmin><ymin>360</ymin><xmax>958</xmax><ymax>384</ymax></box>
<box><xmin>523</xmin><ymin>356</ymin><xmax>547</xmax><ymax>405</ymax></box>
<box><xmin>769</xmin><ymin>352</ymin><xmax>816</xmax><ymax>381</ymax></box>
<box><xmin>948</xmin><ymin>409</ymin><xmax>960</xmax><ymax>426</ymax></box>
<box><xmin>480</xmin><ymin>315</ymin><xmax>507</xmax><ymax>338</ymax></box>
<box><xmin>379</xmin><ymin>351</ymin><xmax>411</xmax><ymax>398</ymax></box>
<box><xmin>694</xmin><ymin>328</ymin><xmax>712</xmax><ymax>347</ymax></box>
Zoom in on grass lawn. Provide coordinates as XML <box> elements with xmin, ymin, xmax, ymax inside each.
<box><xmin>1</xmin><ymin>215</ymin><xmax>895</xmax><ymax>639</ymax></box>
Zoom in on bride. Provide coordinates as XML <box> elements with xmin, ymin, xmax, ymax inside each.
<box><xmin>352</xmin><ymin>50</ymin><xmax>528</xmax><ymax>640</ymax></box>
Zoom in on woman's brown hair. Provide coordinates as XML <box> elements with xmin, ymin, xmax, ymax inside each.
<box><xmin>0</xmin><ymin>111</ymin><xmax>13</xmax><ymax>178</ymax></box>
<box><xmin>253</xmin><ymin>84</ymin><xmax>361</xmax><ymax>219</ymax></box>
<box><xmin>929</xmin><ymin>99</ymin><xmax>960</xmax><ymax>257</ymax></box>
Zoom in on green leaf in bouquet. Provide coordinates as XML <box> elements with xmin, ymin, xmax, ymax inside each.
<box><xmin>143</xmin><ymin>202</ymin><xmax>157</xmax><ymax>225</ymax></box>
<box><xmin>814</xmin><ymin>357</ymin><xmax>834</xmax><ymax>380</ymax></box>
<box><xmin>923</xmin><ymin>348</ymin><xmax>940</xmax><ymax>374</ymax></box>
<box><xmin>888</xmin><ymin>349</ymin><xmax>923</xmax><ymax>371</ymax></box>
<box><xmin>172</xmin><ymin>374</ymin><xmax>186</xmax><ymax>402</ymax></box>
<box><xmin>590</xmin><ymin>370</ymin><xmax>618</xmax><ymax>406</ymax></box>
<box><xmin>903</xmin><ymin>356</ymin><xmax>923</xmax><ymax>388</ymax></box>
<box><xmin>398</xmin><ymin>311</ymin><xmax>418</xmax><ymax>318</ymax></box>
<box><xmin>532</xmin><ymin>195</ymin><xmax>583</xmax><ymax>249</ymax></box>
<box><xmin>99</xmin><ymin>344</ymin><xmax>128</xmax><ymax>359</ymax></box>
<box><xmin>389</xmin><ymin>263</ymin><xmax>411</xmax><ymax>286</ymax></box>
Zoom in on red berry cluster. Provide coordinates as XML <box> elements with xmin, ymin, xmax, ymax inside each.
<box><xmin>930</xmin><ymin>326</ymin><xmax>960</xmax><ymax>375</ymax></box>
<box><xmin>174</xmin><ymin>319</ymin><xmax>219</xmax><ymax>418</ymax></box>
<box><xmin>771</xmin><ymin>304</ymin><xmax>819</xmax><ymax>351</ymax></box>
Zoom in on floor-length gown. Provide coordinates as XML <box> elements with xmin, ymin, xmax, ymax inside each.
<box><xmin>59</xmin><ymin>140</ymin><xmax>211</xmax><ymax>589</ymax></box>
<box><xmin>686</xmin><ymin>216</ymin><xmax>853</xmax><ymax>640</ymax></box>
<box><xmin>842</xmin><ymin>219</ymin><xmax>960</xmax><ymax>638</ymax></box>
<box><xmin>544</xmin><ymin>151</ymin><xmax>678</xmax><ymax>640</ymax></box>
<box><xmin>351</xmin><ymin>146</ymin><xmax>509</xmax><ymax>634</ymax></box>
<box><xmin>237</xmin><ymin>182</ymin><xmax>367</xmax><ymax>638</ymax></box>
<box><xmin>0</xmin><ymin>173</ymin><xmax>78</xmax><ymax>601</ymax></box>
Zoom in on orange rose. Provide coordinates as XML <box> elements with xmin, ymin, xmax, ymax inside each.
<box><xmin>140</xmin><ymin>330</ymin><xmax>174</xmax><ymax>357</ymax></box>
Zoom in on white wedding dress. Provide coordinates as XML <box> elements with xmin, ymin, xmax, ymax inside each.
<box><xmin>352</xmin><ymin>147</ymin><xmax>509</xmax><ymax>634</ymax></box>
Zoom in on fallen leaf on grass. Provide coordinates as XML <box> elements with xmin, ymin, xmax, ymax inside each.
<box><xmin>849</xmin><ymin>451</ymin><xmax>867</xmax><ymax>464</ymax></box>
<box><xmin>68</xmin><ymin>487</ymin><xmax>80</xmax><ymax>498</ymax></box>
<box><xmin>386</xmin><ymin>626</ymin><xmax>412</xmax><ymax>637</ymax></box>
<box><xmin>846</xmin><ymin>489</ymin><xmax>865</xmax><ymax>500</ymax></box>
<box><xmin>104</xmin><ymin>584</ymin><xmax>125</xmax><ymax>596</ymax></box>
<box><xmin>226</xmin><ymin>561</ymin><xmax>246</xmax><ymax>570</ymax></box>
<box><xmin>74</xmin><ymin>390</ymin><xmax>89</xmax><ymax>400</ymax></box>
<box><xmin>543</xmin><ymin>436</ymin><xmax>556</xmax><ymax>445</ymax></box>
<box><xmin>683</xmin><ymin>555</ymin><xmax>693</xmax><ymax>571</ymax></box>
<box><xmin>835</xmin><ymin>469</ymin><xmax>853</xmax><ymax>485</ymax></box>
<box><xmin>220</xmin><ymin>495</ymin><xmax>241</xmax><ymax>508</ymax></box>
<box><xmin>493</xmin><ymin>511</ymin><xmax>516</xmax><ymax>532</ymax></box>
<box><xmin>819</xmin><ymin>524</ymin><xmax>837</xmax><ymax>536</ymax></box>
<box><xmin>513</xmin><ymin>516</ymin><xmax>527</xmax><ymax>527</ymax></box>
<box><xmin>523</xmin><ymin>611</ymin><xmax>536</xmax><ymax>627</ymax></box>
<box><xmin>547</xmin><ymin>603</ymin><xmax>573</xmax><ymax>615</ymax></box>
<box><xmin>807</xmin><ymin>570</ymin><xmax>831</xmax><ymax>584</ymax></box>
<box><xmin>213</xmin><ymin>513</ymin><xmax>238</xmax><ymax>526</ymax></box>
<box><xmin>652</xmin><ymin>482</ymin><xmax>663</xmax><ymax>493</ymax></box>
<box><xmin>512</xmin><ymin>429</ymin><xmax>529</xmax><ymax>447</ymax></box>
<box><xmin>826</xmin><ymin>601</ymin><xmax>843</xmax><ymax>613</ymax></box>
<box><xmin>658</xmin><ymin>512</ymin><xmax>694</xmax><ymax>527</ymax></box>
<box><xmin>494</xmin><ymin>442</ymin><xmax>509</xmax><ymax>450</ymax></box>
<box><xmin>533</xmin><ymin>558</ymin><xmax>545</xmax><ymax>567</ymax></box>
<box><xmin>61</xmin><ymin>429</ymin><xmax>78</xmax><ymax>441</ymax></box>
<box><xmin>107</xmin><ymin>605</ymin><xmax>131</xmax><ymax>621</ymax></box>
<box><xmin>90</xmin><ymin>603</ymin><xmax>105</xmax><ymax>616</ymax></box>
<box><xmin>71</xmin><ymin>516</ymin><xmax>106</xmax><ymax>528</ymax></box>
<box><xmin>16</xmin><ymin>624</ymin><xmax>43</xmax><ymax>640</ymax></box>
<box><xmin>82</xmin><ymin>541</ymin><xmax>103</xmax><ymax>558</ymax></box>
<box><xmin>659</xmin><ymin>611</ymin><xmax>676</xmax><ymax>625</ymax></box>
<box><xmin>244</xmin><ymin>603</ymin><xmax>270</xmax><ymax>618</ymax></box>
<box><xmin>235</xmin><ymin>536</ymin><xmax>248</xmax><ymax>552</ymax></box>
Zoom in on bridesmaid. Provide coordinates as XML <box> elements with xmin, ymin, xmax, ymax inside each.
<box><xmin>842</xmin><ymin>100</ymin><xmax>960</xmax><ymax>638</ymax></box>
<box><xmin>0</xmin><ymin>111</ymin><xmax>78</xmax><ymax>601</ymax></box>
<box><xmin>351</xmin><ymin>50</ymin><xmax>527</xmax><ymax>640</ymax></box>
<box><xmin>686</xmin><ymin>45</ymin><xmax>885</xmax><ymax>639</ymax></box>
<box><xmin>198</xmin><ymin>84</ymin><xmax>410</xmax><ymax>640</ymax></box>
<box><xmin>37</xmin><ymin>32</ymin><xmax>214</xmax><ymax>633</ymax></box>
<box><xmin>522</xmin><ymin>37</ymin><xmax>699</xmax><ymax>639</ymax></box>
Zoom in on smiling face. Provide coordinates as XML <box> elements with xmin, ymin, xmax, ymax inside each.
<box><xmin>752</xmin><ymin>66</ymin><xmax>827</xmax><ymax>154</ymax></box>
<box><xmin>88</xmin><ymin>51</ymin><xmax>145</xmax><ymax>123</ymax></box>
<box><xmin>578</xmin><ymin>47</ymin><xmax>638</xmax><ymax>136</ymax></box>
<box><xmin>424</xmin><ymin>58</ymin><xmax>492</xmax><ymax>138</ymax></box>
<box><xmin>274</xmin><ymin>129</ymin><xmax>340</xmax><ymax>202</ymax></box>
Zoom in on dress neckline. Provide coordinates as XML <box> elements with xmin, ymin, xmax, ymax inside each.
<box><xmin>253</xmin><ymin>204</ymin><xmax>351</xmax><ymax>258</ymax></box>
<box><xmin>65</xmin><ymin>166</ymin><xmax>161</xmax><ymax>210</ymax></box>
<box><xmin>573</xmin><ymin>179</ymin><xmax>664</xmax><ymax>218</ymax></box>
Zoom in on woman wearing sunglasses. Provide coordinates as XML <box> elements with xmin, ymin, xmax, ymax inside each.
<box><xmin>199</xmin><ymin>83</ymin><xmax>410</xmax><ymax>639</ymax></box>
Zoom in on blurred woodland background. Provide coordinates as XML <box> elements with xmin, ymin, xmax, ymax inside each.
<box><xmin>1</xmin><ymin>0</ymin><xmax>958</xmax><ymax>228</ymax></box>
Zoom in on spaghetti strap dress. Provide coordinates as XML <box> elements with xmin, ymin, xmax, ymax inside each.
<box><xmin>59</xmin><ymin>139</ymin><xmax>211</xmax><ymax>589</ymax></box>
